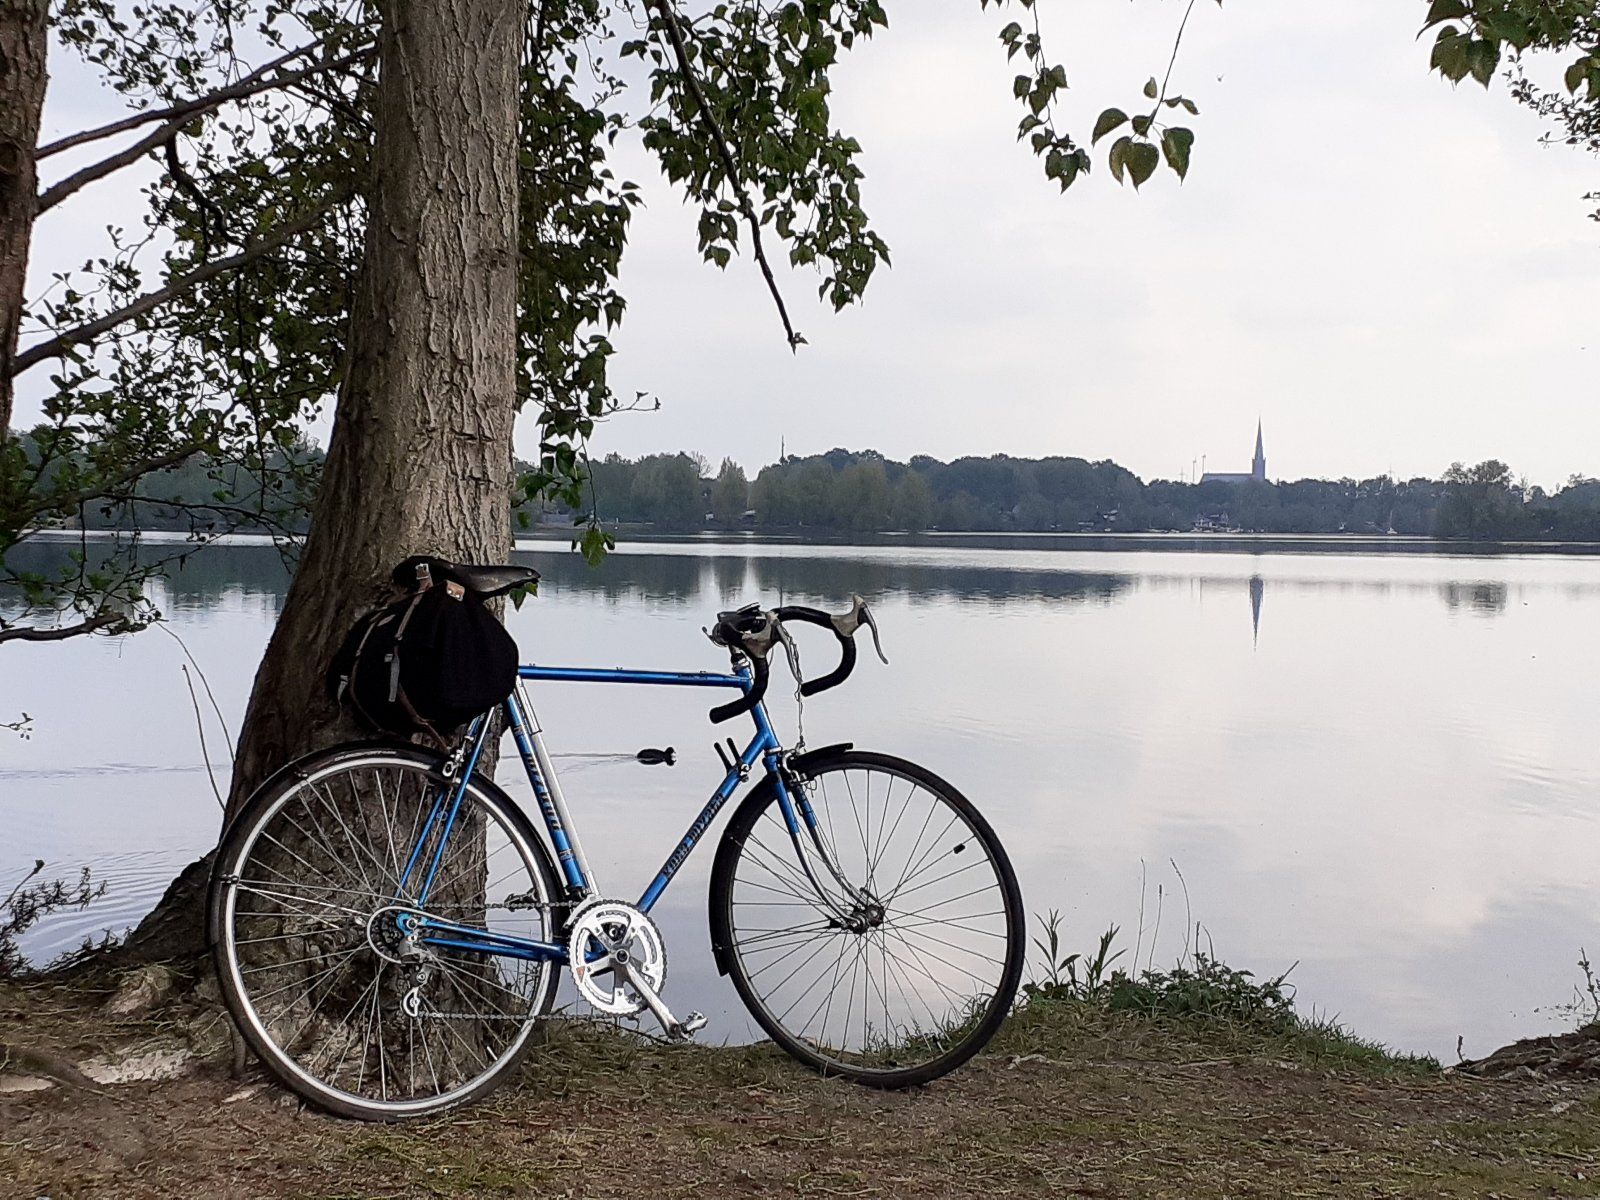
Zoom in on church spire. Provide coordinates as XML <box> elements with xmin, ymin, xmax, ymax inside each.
<box><xmin>1252</xmin><ymin>419</ymin><xmax>1266</xmax><ymax>482</ymax></box>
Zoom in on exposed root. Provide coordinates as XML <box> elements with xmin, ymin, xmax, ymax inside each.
<box><xmin>0</xmin><ymin>1041</ymin><xmax>105</xmax><ymax>1092</ymax></box>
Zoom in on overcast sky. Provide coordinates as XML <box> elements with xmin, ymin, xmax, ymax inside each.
<box><xmin>24</xmin><ymin>0</ymin><xmax>1600</xmax><ymax>487</ymax></box>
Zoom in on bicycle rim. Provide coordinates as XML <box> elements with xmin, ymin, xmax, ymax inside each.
<box><xmin>212</xmin><ymin>751</ymin><xmax>560</xmax><ymax>1119</ymax></box>
<box><xmin>716</xmin><ymin>751</ymin><xmax>1024</xmax><ymax>1086</ymax></box>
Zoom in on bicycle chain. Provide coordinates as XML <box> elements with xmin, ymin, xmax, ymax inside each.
<box><xmin>399</xmin><ymin>892</ymin><xmax>577</xmax><ymax>1023</ymax></box>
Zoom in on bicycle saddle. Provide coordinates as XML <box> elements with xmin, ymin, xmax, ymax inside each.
<box><xmin>445</xmin><ymin>562</ymin><xmax>540</xmax><ymax>597</ymax></box>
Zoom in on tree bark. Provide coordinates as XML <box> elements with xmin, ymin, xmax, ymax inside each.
<box><xmin>124</xmin><ymin>0</ymin><xmax>522</xmax><ymax>961</ymax></box>
<box><xmin>0</xmin><ymin>0</ymin><xmax>49</xmax><ymax>436</ymax></box>
<box><xmin>228</xmin><ymin>0</ymin><xmax>521</xmax><ymax>817</ymax></box>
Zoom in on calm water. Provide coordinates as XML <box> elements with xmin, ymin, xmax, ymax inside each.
<box><xmin>3</xmin><ymin>533</ymin><xmax>1598</xmax><ymax>1061</ymax></box>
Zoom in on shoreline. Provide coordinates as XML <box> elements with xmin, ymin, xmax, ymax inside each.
<box><xmin>19</xmin><ymin>525</ymin><xmax>1600</xmax><ymax>559</ymax></box>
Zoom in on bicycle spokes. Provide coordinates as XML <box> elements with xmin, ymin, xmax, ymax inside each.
<box><xmin>722</xmin><ymin>757</ymin><xmax>1021</xmax><ymax>1078</ymax></box>
<box><xmin>218</xmin><ymin>755</ymin><xmax>559</xmax><ymax>1116</ymax></box>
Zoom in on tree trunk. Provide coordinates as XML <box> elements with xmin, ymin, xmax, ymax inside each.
<box><xmin>0</xmin><ymin>0</ymin><xmax>49</xmax><ymax>436</ymax></box>
<box><xmin>124</xmin><ymin>0</ymin><xmax>522</xmax><ymax>962</ymax></box>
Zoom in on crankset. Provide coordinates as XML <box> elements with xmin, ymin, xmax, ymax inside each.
<box><xmin>566</xmin><ymin>900</ymin><xmax>705</xmax><ymax>1040</ymax></box>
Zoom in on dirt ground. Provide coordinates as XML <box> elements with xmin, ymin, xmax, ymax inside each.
<box><xmin>2</xmin><ymin>975</ymin><xmax>1598</xmax><ymax>1199</ymax></box>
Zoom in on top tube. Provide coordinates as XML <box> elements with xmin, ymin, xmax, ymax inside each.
<box><xmin>518</xmin><ymin>664</ymin><xmax>748</xmax><ymax>689</ymax></box>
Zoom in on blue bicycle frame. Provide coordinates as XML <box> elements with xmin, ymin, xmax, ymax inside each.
<box><xmin>388</xmin><ymin>660</ymin><xmax>824</xmax><ymax>964</ymax></box>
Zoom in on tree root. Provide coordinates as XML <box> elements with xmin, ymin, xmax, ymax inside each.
<box><xmin>0</xmin><ymin>1041</ymin><xmax>106</xmax><ymax>1092</ymax></box>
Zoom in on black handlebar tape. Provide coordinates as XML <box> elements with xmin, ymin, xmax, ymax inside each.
<box><xmin>773</xmin><ymin>605</ymin><xmax>858</xmax><ymax>697</ymax></box>
<box><xmin>709</xmin><ymin>654</ymin><xmax>769</xmax><ymax>723</ymax></box>
<box><xmin>773</xmin><ymin>605</ymin><xmax>831</xmax><ymax>625</ymax></box>
<box><xmin>800</xmin><ymin>634</ymin><xmax>856</xmax><ymax>697</ymax></box>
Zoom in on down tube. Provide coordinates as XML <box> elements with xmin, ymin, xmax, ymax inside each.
<box><xmin>636</xmin><ymin>714</ymin><xmax>780</xmax><ymax>913</ymax></box>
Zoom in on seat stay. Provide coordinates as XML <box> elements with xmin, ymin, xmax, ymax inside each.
<box><xmin>408</xmin><ymin>714</ymin><xmax>496</xmax><ymax>907</ymax></box>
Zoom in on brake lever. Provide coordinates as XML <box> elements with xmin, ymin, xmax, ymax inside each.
<box><xmin>833</xmin><ymin>594</ymin><xmax>889</xmax><ymax>664</ymax></box>
<box><xmin>775</xmin><ymin>620</ymin><xmax>803</xmax><ymax>685</ymax></box>
<box><xmin>859</xmin><ymin>599</ymin><xmax>889</xmax><ymax>665</ymax></box>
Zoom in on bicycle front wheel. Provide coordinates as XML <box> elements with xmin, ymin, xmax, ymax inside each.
<box><xmin>710</xmin><ymin>749</ymin><xmax>1024</xmax><ymax>1088</ymax></box>
<box><xmin>209</xmin><ymin>744</ymin><xmax>562</xmax><ymax>1121</ymax></box>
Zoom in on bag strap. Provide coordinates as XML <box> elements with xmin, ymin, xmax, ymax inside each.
<box><xmin>391</xmin><ymin>590</ymin><xmax>427</xmax><ymax>645</ymax></box>
<box><xmin>334</xmin><ymin>609</ymin><xmax>385</xmax><ymax>704</ymax></box>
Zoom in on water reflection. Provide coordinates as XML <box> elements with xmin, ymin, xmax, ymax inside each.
<box><xmin>4</xmin><ymin>534</ymin><xmax>1600</xmax><ymax>1063</ymax></box>
<box><xmin>1439</xmin><ymin>581</ymin><xmax>1510</xmax><ymax>614</ymax></box>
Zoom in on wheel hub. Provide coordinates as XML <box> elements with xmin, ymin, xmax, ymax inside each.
<box><xmin>832</xmin><ymin>897</ymin><xmax>886</xmax><ymax>934</ymax></box>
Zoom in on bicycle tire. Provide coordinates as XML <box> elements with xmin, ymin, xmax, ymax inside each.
<box><xmin>208</xmin><ymin>743</ymin><xmax>563</xmax><ymax>1120</ymax></box>
<box><xmin>710</xmin><ymin>749</ymin><xmax>1024</xmax><ymax>1088</ymax></box>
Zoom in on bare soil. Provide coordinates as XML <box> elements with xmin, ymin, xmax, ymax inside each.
<box><xmin>2</xmin><ymin>975</ymin><xmax>1598</xmax><ymax>1199</ymax></box>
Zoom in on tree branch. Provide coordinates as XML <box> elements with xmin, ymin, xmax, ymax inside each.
<box><xmin>11</xmin><ymin>195</ymin><xmax>347</xmax><ymax>376</ymax></box>
<box><xmin>645</xmin><ymin>0</ymin><xmax>803</xmax><ymax>351</ymax></box>
<box><xmin>35</xmin><ymin>106</ymin><xmax>218</xmax><ymax>215</ymax></box>
<box><xmin>35</xmin><ymin>43</ymin><xmax>376</xmax><ymax>161</ymax></box>
<box><xmin>0</xmin><ymin>612</ymin><xmax>128</xmax><ymax>645</ymax></box>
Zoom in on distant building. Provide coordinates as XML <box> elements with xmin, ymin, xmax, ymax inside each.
<box><xmin>1192</xmin><ymin>510</ymin><xmax>1237</xmax><ymax>532</ymax></box>
<box><xmin>1200</xmin><ymin>421</ymin><xmax>1267</xmax><ymax>485</ymax></box>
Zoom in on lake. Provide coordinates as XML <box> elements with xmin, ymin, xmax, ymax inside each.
<box><xmin>3</xmin><ymin>532</ymin><xmax>1598</xmax><ymax>1063</ymax></box>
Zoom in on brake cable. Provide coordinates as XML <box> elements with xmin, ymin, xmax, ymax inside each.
<box><xmin>774</xmin><ymin>621</ymin><xmax>806</xmax><ymax>751</ymax></box>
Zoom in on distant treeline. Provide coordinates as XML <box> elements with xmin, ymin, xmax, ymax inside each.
<box><xmin>34</xmin><ymin>441</ymin><xmax>1600</xmax><ymax>543</ymax></box>
<box><xmin>19</xmin><ymin>436</ymin><xmax>316</xmax><ymax>536</ymax></box>
<box><xmin>577</xmin><ymin>449</ymin><xmax>1600</xmax><ymax>542</ymax></box>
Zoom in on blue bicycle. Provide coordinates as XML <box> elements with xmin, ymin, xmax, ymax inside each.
<box><xmin>208</xmin><ymin>564</ymin><xmax>1025</xmax><ymax>1120</ymax></box>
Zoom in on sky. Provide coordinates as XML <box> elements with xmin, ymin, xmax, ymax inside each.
<box><xmin>21</xmin><ymin>0</ymin><xmax>1600</xmax><ymax>488</ymax></box>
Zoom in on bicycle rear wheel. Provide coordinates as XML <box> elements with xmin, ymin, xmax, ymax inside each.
<box><xmin>710</xmin><ymin>749</ymin><xmax>1024</xmax><ymax>1088</ymax></box>
<box><xmin>209</xmin><ymin>745</ymin><xmax>562</xmax><ymax>1120</ymax></box>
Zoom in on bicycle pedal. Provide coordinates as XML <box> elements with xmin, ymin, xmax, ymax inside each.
<box><xmin>672</xmin><ymin>1011</ymin><xmax>707</xmax><ymax>1041</ymax></box>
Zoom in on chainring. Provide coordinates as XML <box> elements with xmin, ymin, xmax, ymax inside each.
<box><xmin>566</xmin><ymin>900</ymin><xmax>667</xmax><ymax>1017</ymax></box>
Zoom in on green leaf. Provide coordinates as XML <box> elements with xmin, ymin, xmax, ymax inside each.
<box><xmin>1431</xmin><ymin>28</ymin><xmax>1471</xmax><ymax>82</ymax></box>
<box><xmin>1109</xmin><ymin>135</ymin><xmax>1132</xmax><ymax>183</ymax></box>
<box><xmin>1126</xmin><ymin>141</ymin><xmax>1160</xmax><ymax>189</ymax></box>
<box><xmin>1092</xmin><ymin>107</ymin><xmax>1128</xmax><ymax>145</ymax></box>
<box><xmin>1423</xmin><ymin>0</ymin><xmax>1469</xmax><ymax>27</ymax></box>
<box><xmin>1131</xmin><ymin>114</ymin><xmax>1152</xmax><ymax>136</ymax></box>
<box><xmin>575</xmin><ymin>523</ymin><xmax>615</xmax><ymax>567</ymax></box>
<box><xmin>1161</xmin><ymin>126</ymin><xmax>1194</xmax><ymax>180</ymax></box>
<box><xmin>1564</xmin><ymin>56</ymin><xmax>1592</xmax><ymax>95</ymax></box>
<box><xmin>1056</xmin><ymin>150</ymin><xmax>1084</xmax><ymax>191</ymax></box>
<box><xmin>1467</xmin><ymin>38</ymin><xmax>1500</xmax><ymax>86</ymax></box>
<box><xmin>1143</xmin><ymin>76</ymin><xmax>1159</xmax><ymax>99</ymax></box>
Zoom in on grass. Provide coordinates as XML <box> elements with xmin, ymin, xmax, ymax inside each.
<box><xmin>2</xmin><ymin>904</ymin><xmax>1597</xmax><ymax>1196</ymax></box>
<box><xmin>2</xmin><ymin>971</ymin><xmax>1598</xmax><ymax>1198</ymax></box>
<box><xmin>1017</xmin><ymin>910</ymin><xmax>1440</xmax><ymax>1077</ymax></box>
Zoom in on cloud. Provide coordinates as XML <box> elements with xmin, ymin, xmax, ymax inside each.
<box><xmin>18</xmin><ymin>1</ymin><xmax>1598</xmax><ymax>487</ymax></box>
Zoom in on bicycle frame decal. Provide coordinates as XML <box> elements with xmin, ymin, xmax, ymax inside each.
<box><xmin>406</xmin><ymin>659</ymin><xmax>798</xmax><ymax>965</ymax></box>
